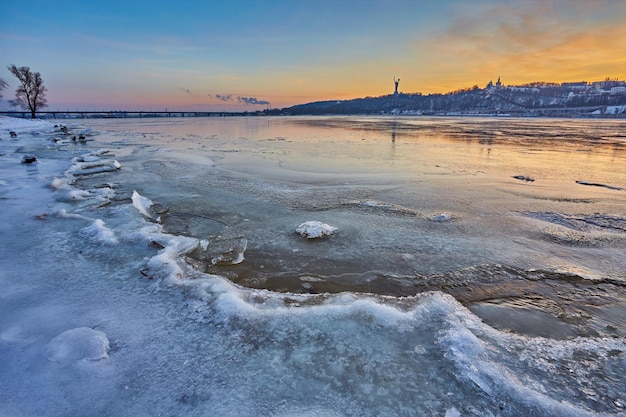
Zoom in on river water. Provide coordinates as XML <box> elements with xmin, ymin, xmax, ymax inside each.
<box><xmin>1</xmin><ymin>116</ymin><xmax>625</xmax><ymax>416</ymax></box>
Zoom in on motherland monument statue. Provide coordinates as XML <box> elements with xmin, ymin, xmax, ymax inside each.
<box><xmin>394</xmin><ymin>76</ymin><xmax>400</xmax><ymax>95</ymax></box>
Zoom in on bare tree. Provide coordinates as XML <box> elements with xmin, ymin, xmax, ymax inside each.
<box><xmin>0</xmin><ymin>78</ymin><xmax>7</xmax><ymax>99</ymax></box>
<box><xmin>7</xmin><ymin>65</ymin><xmax>48</xmax><ymax>118</ymax></box>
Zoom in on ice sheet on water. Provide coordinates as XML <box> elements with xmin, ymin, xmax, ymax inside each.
<box><xmin>523</xmin><ymin>211</ymin><xmax>626</xmax><ymax>233</ymax></box>
<box><xmin>436</xmin><ymin>292</ymin><xmax>626</xmax><ymax>415</ymax></box>
<box><xmin>521</xmin><ymin>211</ymin><xmax>626</xmax><ymax>249</ymax></box>
<box><xmin>125</xmin><ymin>193</ymin><xmax>625</xmax><ymax>415</ymax></box>
<box><xmin>3</xmin><ymin>116</ymin><xmax>626</xmax><ymax>416</ymax></box>
<box><xmin>123</xmin><ymin>194</ymin><xmax>625</xmax><ymax>413</ymax></box>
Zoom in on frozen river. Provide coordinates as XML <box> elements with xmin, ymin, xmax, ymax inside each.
<box><xmin>1</xmin><ymin>115</ymin><xmax>625</xmax><ymax>416</ymax></box>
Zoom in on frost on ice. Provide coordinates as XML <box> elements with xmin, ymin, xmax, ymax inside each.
<box><xmin>296</xmin><ymin>221</ymin><xmax>337</xmax><ymax>239</ymax></box>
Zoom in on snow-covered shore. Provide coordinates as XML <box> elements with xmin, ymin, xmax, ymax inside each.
<box><xmin>0</xmin><ymin>115</ymin><xmax>52</xmax><ymax>132</ymax></box>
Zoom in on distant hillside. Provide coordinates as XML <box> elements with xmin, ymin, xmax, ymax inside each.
<box><xmin>268</xmin><ymin>80</ymin><xmax>626</xmax><ymax>117</ymax></box>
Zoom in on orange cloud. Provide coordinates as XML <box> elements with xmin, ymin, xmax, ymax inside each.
<box><xmin>415</xmin><ymin>1</ymin><xmax>626</xmax><ymax>92</ymax></box>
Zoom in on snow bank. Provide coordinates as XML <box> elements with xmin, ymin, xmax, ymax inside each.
<box><xmin>0</xmin><ymin>115</ymin><xmax>52</xmax><ymax>133</ymax></box>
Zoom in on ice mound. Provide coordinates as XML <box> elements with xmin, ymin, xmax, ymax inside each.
<box><xmin>296</xmin><ymin>221</ymin><xmax>337</xmax><ymax>239</ymax></box>
<box><xmin>44</xmin><ymin>327</ymin><xmax>110</xmax><ymax>363</ymax></box>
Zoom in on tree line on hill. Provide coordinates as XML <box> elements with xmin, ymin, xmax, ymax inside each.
<box><xmin>266</xmin><ymin>81</ymin><xmax>626</xmax><ymax>117</ymax></box>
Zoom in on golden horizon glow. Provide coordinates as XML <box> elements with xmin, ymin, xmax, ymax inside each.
<box><xmin>1</xmin><ymin>0</ymin><xmax>624</xmax><ymax>110</ymax></box>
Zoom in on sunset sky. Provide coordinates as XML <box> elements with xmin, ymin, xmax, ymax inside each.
<box><xmin>1</xmin><ymin>0</ymin><xmax>625</xmax><ymax>111</ymax></box>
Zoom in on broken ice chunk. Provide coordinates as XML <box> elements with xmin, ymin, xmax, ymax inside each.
<box><xmin>296</xmin><ymin>221</ymin><xmax>337</xmax><ymax>239</ymax></box>
<box><xmin>132</xmin><ymin>190</ymin><xmax>154</xmax><ymax>219</ymax></box>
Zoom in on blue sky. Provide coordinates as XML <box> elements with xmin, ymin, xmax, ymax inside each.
<box><xmin>1</xmin><ymin>0</ymin><xmax>624</xmax><ymax>110</ymax></box>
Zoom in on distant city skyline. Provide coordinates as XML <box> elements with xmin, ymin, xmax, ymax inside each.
<box><xmin>1</xmin><ymin>0</ymin><xmax>624</xmax><ymax>111</ymax></box>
